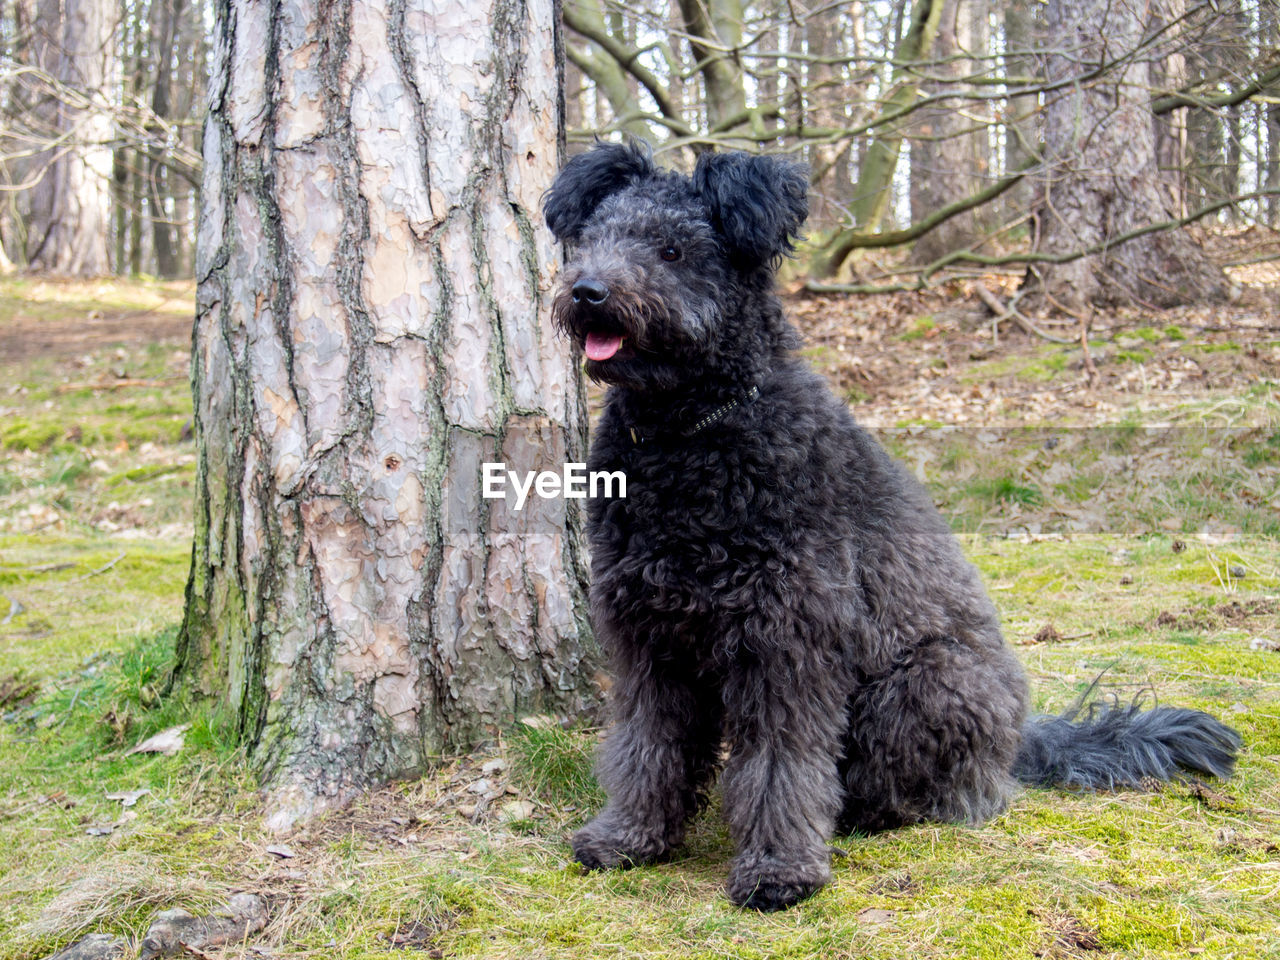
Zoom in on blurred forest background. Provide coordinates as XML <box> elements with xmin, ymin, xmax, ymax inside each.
<box><xmin>1</xmin><ymin>0</ymin><xmax>1277</xmax><ymax>304</ymax></box>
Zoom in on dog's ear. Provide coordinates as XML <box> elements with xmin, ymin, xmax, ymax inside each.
<box><xmin>543</xmin><ymin>141</ymin><xmax>654</xmax><ymax>243</ymax></box>
<box><xmin>693</xmin><ymin>151</ymin><xmax>809</xmax><ymax>267</ymax></box>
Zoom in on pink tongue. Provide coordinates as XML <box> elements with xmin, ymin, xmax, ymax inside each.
<box><xmin>584</xmin><ymin>331</ymin><xmax>624</xmax><ymax>361</ymax></box>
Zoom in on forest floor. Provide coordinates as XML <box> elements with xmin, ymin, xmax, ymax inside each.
<box><xmin>0</xmin><ymin>251</ymin><xmax>1277</xmax><ymax>959</ymax></box>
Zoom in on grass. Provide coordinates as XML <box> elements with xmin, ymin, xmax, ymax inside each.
<box><xmin>2</xmin><ymin>537</ymin><xmax>1275</xmax><ymax>958</ymax></box>
<box><xmin>899</xmin><ymin>314</ymin><xmax>938</xmax><ymax>341</ymax></box>
<box><xmin>877</xmin><ymin>395</ymin><xmax>1280</xmax><ymax>538</ymax></box>
<box><xmin>959</xmin><ymin>343</ymin><xmax>1083</xmax><ymax>384</ymax></box>
<box><xmin>2</xmin><ymin>277</ymin><xmax>1278</xmax><ymax>958</ymax></box>
<box><xmin>0</xmin><ymin>276</ymin><xmax>194</xmax><ymax>324</ymax></box>
<box><xmin>0</xmin><ymin>280</ymin><xmax>196</xmax><ymax>538</ymax></box>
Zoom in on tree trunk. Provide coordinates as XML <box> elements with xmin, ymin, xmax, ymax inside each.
<box><xmin>0</xmin><ymin>0</ymin><xmax>35</xmax><ymax>266</ymax></box>
<box><xmin>148</xmin><ymin>0</ymin><xmax>183</xmax><ymax>278</ymax></box>
<box><xmin>909</xmin><ymin>0</ymin><xmax>989</xmax><ymax>264</ymax></box>
<box><xmin>1029</xmin><ymin>0</ymin><xmax>1227</xmax><ymax>311</ymax></box>
<box><xmin>678</xmin><ymin>0</ymin><xmax>747</xmax><ymax>134</ymax></box>
<box><xmin>805</xmin><ymin>1</ymin><xmax>856</xmax><ymax>233</ymax></box>
<box><xmin>814</xmin><ymin>0</ymin><xmax>943</xmax><ymax>278</ymax></box>
<box><xmin>25</xmin><ymin>0</ymin><xmax>114</xmax><ymax>275</ymax></box>
<box><xmin>1268</xmin><ymin>100</ymin><xmax>1280</xmax><ymax>225</ymax></box>
<box><xmin>178</xmin><ymin>0</ymin><xmax>600</xmax><ymax>830</ymax></box>
<box><xmin>1001</xmin><ymin>0</ymin><xmax>1038</xmax><ymax>220</ymax></box>
<box><xmin>1150</xmin><ymin>0</ymin><xmax>1187</xmax><ymax>218</ymax></box>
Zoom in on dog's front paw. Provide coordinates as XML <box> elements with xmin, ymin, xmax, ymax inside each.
<box><xmin>727</xmin><ymin>852</ymin><xmax>831</xmax><ymax>911</ymax></box>
<box><xmin>571</xmin><ymin>811</ymin><xmax>671</xmax><ymax>870</ymax></box>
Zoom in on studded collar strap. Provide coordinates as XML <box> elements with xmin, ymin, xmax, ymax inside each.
<box><xmin>628</xmin><ymin>384</ymin><xmax>761</xmax><ymax>445</ymax></box>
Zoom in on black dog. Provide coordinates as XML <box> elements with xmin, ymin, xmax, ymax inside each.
<box><xmin>543</xmin><ymin>142</ymin><xmax>1240</xmax><ymax>911</ymax></box>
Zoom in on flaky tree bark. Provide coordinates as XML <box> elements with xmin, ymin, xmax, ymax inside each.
<box><xmin>179</xmin><ymin>0</ymin><xmax>599</xmax><ymax>830</ymax></box>
<box><xmin>1030</xmin><ymin>0</ymin><xmax>1227</xmax><ymax>310</ymax></box>
<box><xmin>25</xmin><ymin>0</ymin><xmax>113</xmax><ymax>275</ymax></box>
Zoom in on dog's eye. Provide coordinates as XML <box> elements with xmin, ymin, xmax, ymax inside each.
<box><xmin>660</xmin><ymin>245</ymin><xmax>681</xmax><ymax>262</ymax></box>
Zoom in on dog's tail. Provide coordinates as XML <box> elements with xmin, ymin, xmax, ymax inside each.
<box><xmin>1013</xmin><ymin>694</ymin><xmax>1242</xmax><ymax>790</ymax></box>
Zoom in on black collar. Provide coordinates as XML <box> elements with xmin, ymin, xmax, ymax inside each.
<box><xmin>627</xmin><ymin>384</ymin><xmax>761</xmax><ymax>445</ymax></box>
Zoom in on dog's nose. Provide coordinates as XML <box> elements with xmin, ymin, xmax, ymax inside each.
<box><xmin>572</xmin><ymin>278</ymin><xmax>610</xmax><ymax>305</ymax></box>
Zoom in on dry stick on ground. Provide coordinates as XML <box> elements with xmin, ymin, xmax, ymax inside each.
<box><xmin>1041</xmin><ymin>282</ymin><xmax>1098</xmax><ymax>386</ymax></box>
<box><xmin>26</xmin><ymin>553</ymin><xmax>126</xmax><ymax>592</ymax></box>
<box><xmin>69</xmin><ymin>552</ymin><xmax>125</xmax><ymax>583</ymax></box>
<box><xmin>973</xmin><ymin>283</ymin><xmax>1074</xmax><ymax>345</ymax></box>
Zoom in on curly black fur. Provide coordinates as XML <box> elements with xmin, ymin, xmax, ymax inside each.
<box><xmin>544</xmin><ymin>142</ymin><xmax>1242</xmax><ymax>912</ymax></box>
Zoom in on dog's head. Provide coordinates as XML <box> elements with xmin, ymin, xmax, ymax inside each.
<box><xmin>544</xmin><ymin>142</ymin><xmax>808</xmax><ymax>391</ymax></box>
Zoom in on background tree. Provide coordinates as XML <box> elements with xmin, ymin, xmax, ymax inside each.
<box><xmin>22</xmin><ymin>0</ymin><xmax>115</xmax><ymax>274</ymax></box>
<box><xmin>803</xmin><ymin>2</ymin><xmax>858</xmax><ymax>232</ymax></box>
<box><xmin>176</xmin><ymin>0</ymin><xmax>600</xmax><ymax>828</ymax></box>
<box><xmin>1029</xmin><ymin>0</ymin><xmax>1229</xmax><ymax>311</ymax></box>
<box><xmin>558</xmin><ymin>0</ymin><xmax>1276</xmax><ymax>302</ymax></box>
<box><xmin>0</xmin><ymin>0</ymin><xmax>203</xmax><ymax>274</ymax></box>
<box><xmin>4</xmin><ymin>0</ymin><xmax>1275</xmax><ymax>292</ymax></box>
<box><xmin>143</xmin><ymin>0</ymin><xmax>185</xmax><ymax>277</ymax></box>
<box><xmin>908</xmin><ymin>0</ymin><xmax>990</xmax><ymax>265</ymax></box>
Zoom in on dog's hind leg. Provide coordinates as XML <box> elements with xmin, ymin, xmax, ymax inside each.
<box><xmin>720</xmin><ymin>649</ymin><xmax>848</xmax><ymax>911</ymax></box>
<box><xmin>572</xmin><ymin>661</ymin><xmax>722</xmax><ymax>870</ymax></box>
<box><xmin>838</xmin><ymin>637</ymin><xmax>1027</xmax><ymax>833</ymax></box>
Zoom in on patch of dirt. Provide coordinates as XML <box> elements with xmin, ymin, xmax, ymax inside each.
<box><xmin>256</xmin><ymin>755</ymin><xmax>537</xmax><ymax>869</ymax></box>
<box><xmin>385</xmin><ymin>911</ymin><xmax>460</xmax><ymax>955</ymax></box>
<box><xmin>1215</xmin><ymin>598</ymin><xmax>1280</xmax><ymax>622</ymax></box>
<box><xmin>1034</xmin><ymin>911</ymin><xmax>1104</xmax><ymax>955</ymax></box>
<box><xmin>785</xmin><ymin>284</ymin><xmax>1280</xmax><ymax>428</ymax></box>
<box><xmin>868</xmin><ymin>870</ymin><xmax>919</xmax><ymax>897</ymax></box>
<box><xmin>1154</xmin><ymin>598</ymin><xmax>1280</xmax><ymax>632</ymax></box>
<box><xmin>1182</xmin><ymin>780</ymin><xmax>1245</xmax><ymax>812</ymax></box>
<box><xmin>1033</xmin><ymin>623</ymin><xmax>1064</xmax><ymax>645</ymax></box>
<box><xmin>1214</xmin><ymin>827</ymin><xmax>1280</xmax><ymax>854</ymax></box>
<box><xmin>0</xmin><ymin>672</ymin><xmax>39</xmax><ymax>708</ymax></box>
<box><xmin>0</xmin><ymin>304</ymin><xmax>193</xmax><ymax>363</ymax></box>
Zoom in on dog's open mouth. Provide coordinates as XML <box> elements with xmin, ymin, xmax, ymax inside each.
<box><xmin>584</xmin><ymin>330</ymin><xmax>628</xmax><ymax>361</ymax></box>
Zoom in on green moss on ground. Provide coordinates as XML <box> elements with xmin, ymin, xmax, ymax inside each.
<box><xmin>1</xmin><ymin>535</ymin><xmax>1275</xmax><ymax>960</ymax></box>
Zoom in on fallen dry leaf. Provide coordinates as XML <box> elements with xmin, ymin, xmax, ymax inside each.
<box><xmin>500</xmin><ymin>799</ymin><xmax>538</xmax><ymax>820</ymax></box>
<box><xmin>104</xmin><ymin>788</ymin><xmax>150</xmax><ymax>807</ymax></box>
<box><xmin>125</xmin><ymin>723</ymin><xmax>190</xmax><ymax>757</ymax></box>
<box><xmin>856</xmin><ymin>907</ymin><xmax>897</xmax><ymax>925</ymax></box>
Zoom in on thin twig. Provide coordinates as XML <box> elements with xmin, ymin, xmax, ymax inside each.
<box><xmin>65</xmin><ymin>553</ymin><xmax>126</xmax><ymax>585</ymax></box>
<box><xmin>30</xmin><ymin>562</ymin><xmax>75</xmax><ymax>573</ymax></box>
